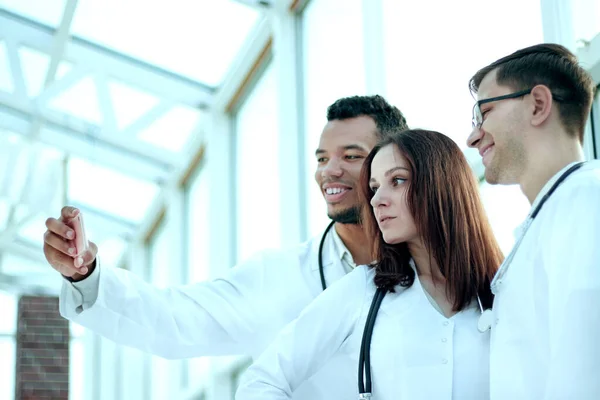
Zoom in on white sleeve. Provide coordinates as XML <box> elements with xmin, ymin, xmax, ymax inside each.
<box><xmin>63</xmin><ymin>257</ymin><xmax>102</xmax><ymax>311</ymax></box>
<box><xmin>59</xmin><ymin>248</ymin><xmax>314</xmax><ymax>359</ymax></box>
<box><xmin>541</xmin><ymin>179</ymin><xmax>600</xmax><ymax>399</ymax></box>
<box><xmin>235</xmin><ymin>266</ymin><xmax>369</xmax><ymax>399</ymax></box>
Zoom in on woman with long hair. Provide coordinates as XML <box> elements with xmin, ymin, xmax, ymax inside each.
<box><xmin>236</xmin><ymin>129</ymin><xmax>503</xmax><ymax>399</ymax></box>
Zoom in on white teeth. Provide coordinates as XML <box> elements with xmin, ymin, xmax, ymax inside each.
<box><xmin>326</xmin><ymin>188</ymin><xmax>346</xmax><ymax>195</ymax></box>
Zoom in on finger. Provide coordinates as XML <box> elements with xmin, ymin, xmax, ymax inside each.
<box><xmin>44</xmin><ymin>244</ymin><xmax>82</xmax><ymax>276</ymax></box>
<box><xmin>45</xmin><ymin>217</ymin><xmax>75</xmax><ymax>240</ymax></box>
<box><xmin>43</xmin><ymin>231</ymin><xmax>76</xmax><ymax>257</ymax></box>
<box><xmin>74</xmin><ymin>245</ymin><xmax>97</xmax><ymax>268</ymax></box>
<box><xmin>60</xmin><ymin>206</ymin><xmax>79</xmax><ymax>221</ymax></box>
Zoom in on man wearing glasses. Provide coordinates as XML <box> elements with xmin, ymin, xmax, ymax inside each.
<box><xmin>467</xmin><ymin>43</ymin><xmax>600</xmax><ymax>399</ymax></box>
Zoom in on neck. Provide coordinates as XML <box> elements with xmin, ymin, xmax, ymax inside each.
<box><xmin>520</xmin><ymin>133</ymin><xmax>584</xmax><ymax>204</ymax></box>
<box><xmin>407</xmin><ymin>239</ymin><xmax>444</xmax><ymax>281</ymax></box>
<box><xmin>334</xmin><ymin>222</ymin><xmax>372</xmax><ymax>265</ymax></box>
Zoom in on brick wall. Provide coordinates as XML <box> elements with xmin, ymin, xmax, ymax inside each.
<box><xmin>15</xmin><ymin>295</ymin><xmax>69</xmax><ymax>400</ymax></box>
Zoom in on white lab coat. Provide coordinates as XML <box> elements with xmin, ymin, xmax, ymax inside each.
<box><xmin>59</xmin><ymin>230</ymin><xmax>354</xmax><ymax>399</ymax></box>
<box><xmin>236</xmin><ymin>265</ymin><xmax>490</xmax><ymax>400</ymax></box>
<box><xmin>489</xmin><ymin>161</ymin><xmax>600</xmax><ymax>400</ymax></box>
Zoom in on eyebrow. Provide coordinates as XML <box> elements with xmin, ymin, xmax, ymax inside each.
<box><xmin>315</xmin><ymin>144</ymin><xmax>369</xmax><ymax>156</ymax></box>
<box><xmin>369</xmin><ymin>166</ymin><xmax>410</xmax><ymax>182</ymax></box>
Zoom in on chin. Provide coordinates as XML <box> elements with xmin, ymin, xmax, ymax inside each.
<box><xmin>382</xmin><ymin>233</ymin><xmax>403</xmax><ymax>245</ymax></box>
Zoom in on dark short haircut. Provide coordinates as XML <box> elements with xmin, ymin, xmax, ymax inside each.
<box><xmin>327</xmin><ymin>95</ymin><xmax>409</xmax><ymax>139</ymax></box>
<box><xmin>469</xmin><ymin>43</ymin><xmax>595</xmax><ymax>143</ymax></box>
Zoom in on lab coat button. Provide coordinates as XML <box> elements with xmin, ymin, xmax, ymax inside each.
<box><xmin>443</xmin><ymin>321</ymin><xmax>449</xmax><ymax>326</ymax></box>
<box><xmin>495</xmin><ymin>318</ymin><xmax>500</xmax><ymax>325</ymax></box>
<box><xmin>441</xmin><ymin>338</ymin><xmax>447</xmax><ymax>343</ymax></box>
<box><xmin>442</xmin><ymin>359</ymin><xmax>448</xmax><ymax>364</ymax></box>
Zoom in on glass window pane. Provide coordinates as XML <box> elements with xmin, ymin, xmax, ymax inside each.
<box><xmin>108</xmin><ymin>80</ymin><xmax>161</xmax><ymax>131</ymax></box>
<box><xmin>187</xmin><ymin>170</ymin><xmax>210</xmax><ymax>283</ymax></box>
<box><xmin>0</xmin><ymin>40</ymin><xmax>14</xmax><ymax>93</ymax></box>
<box><xmin>18</xmin><ymin>46</ymin><xmax>52</xmax><ymax>98</ymax></box>
<box><xmin>47</xmin><ymin>76</ymin><xmax>103</xmax><ymax>125</ymax></box>
<box><xmin>0</xmin><ymin>290</ymin><xmax>17</xmax><ymax>334</ymax></box>
<box><xmin>95</xmin><ymin>237</ymin><xmax>127</xmax><ymax>269</ymax></box>
<box><xmin>572</xmin><ymin>0</ymin><xmax>600</xmax><ymax>43</ymax></box>
<box><xmin>150</xmin><ymin>219</ymin><xmax>171</xmax><ymax>289</ymax></box>
<box><xmin>0</xmin><ymin>338</ymin><xmax>15</xmax><ymax>400</ymax></box>
<box><xmin>69</xmin><ymin>0</ymin><xmax>260</xmax><ymax>86</ymax></box>
<box><xmin>67</xmin><ymin>157</ymin><xmax>160</xmax><ymax>223</ymax></box>
<box><xmin>383</xmin><ymin>0</ymin><xmax>543</xmax><ymax>152</ymax></box>
<box><xmin>2</xmin><ymin>253</ymin><xmax>51</xmax><ymax>276</ymax></box>
<box><xmin>235</xmin><ymin>63</ymin><xmax>280</xmax><ymax>262</ymax></box>
<box><xmin>0</xmin><ymin>198</ymin><xmax>10</xmax><ymax>231</ymax></box>
<box><xmin>0</xmin><ymin>0</ymin><xmax>66</xmax><ymax>27</ymax></box>
<box><xmin>302</xmin><ymin>0</ymin><xmax>366</xmax><ymax>238</ymax></box>
<box><xmin>479</xmin><ymin>182</ymin><xmax>531</xmax><ymax>255</ymax></box>
<box><xmin>17</xmin><ymin>212</ymin><xmax>48</xmax><ymax>248</ymax></box>
<box><xmin>137</xmin><ymin>105</ymin><xmax>204</xmax><ymax>152</ymax></box>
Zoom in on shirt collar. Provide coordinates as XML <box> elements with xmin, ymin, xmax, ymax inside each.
<box><xmin>330</xmin><ymin>225</ymin><xmax>357</xmax><ymax>269</ymax></box>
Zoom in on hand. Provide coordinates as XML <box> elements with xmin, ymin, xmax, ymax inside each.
<box><xmin>43</xmin><ymin>206</ymin><xmax>98</xmax><ymax>281</ymax></box>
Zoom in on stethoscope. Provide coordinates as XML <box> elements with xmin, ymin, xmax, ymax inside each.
<box><xmin>355</xmin><ymin>161</ymin><xmax>585</xmax><ymax>399</ymax></box>
<box><xmin>477</xmin><ymin>161</ymin><xmax>585</xmax><ymax>333</ymax></box>
<box><xmin>317</xmin><ymin>220</ymin><xmax>336</xmax><ymax>290</ymax></box>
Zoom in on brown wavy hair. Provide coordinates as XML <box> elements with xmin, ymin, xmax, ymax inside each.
<box><xmin>359</xmin><ymin>129</ymin><xmax>503</xmax><ymax>310</ymax></box>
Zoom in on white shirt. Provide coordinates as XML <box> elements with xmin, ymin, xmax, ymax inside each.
<box><xmin>60</xmin><ymin>226</ymin><xmax>355</xmax><ymax>399</ymax></box>
<box><xmin>236</xmin><ymin>265</ymin><xmax>490</xmax><ymax>400</ymax></box>
<box><xmin>490</xmin><ymin>160</ymin><xmax>600</xmax><ymax>400</ymax></box>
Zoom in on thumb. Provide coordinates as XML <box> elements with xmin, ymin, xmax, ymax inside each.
<box><xmin>74</xmin><ymin>242</ymin><xmax>97</xmax><ymax>268</ymax></box>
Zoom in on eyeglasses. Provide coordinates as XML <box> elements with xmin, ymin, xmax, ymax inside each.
<box><xmin>471</xmin><ymin>89</ymin><xmax>532</xmax><ymax>129</ymax></box>
<box><xmin>472</xmin><ymin>88</ymin><xmax>566</xmax><ymax>129</ymax></box>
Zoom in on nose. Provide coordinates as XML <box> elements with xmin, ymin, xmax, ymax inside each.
<box><xmin>321</xmin><ymin>156</ymin><xmax>344</xmax><ymax>178</ymax></box>
<box><xmin>370</xmin><ymin>187</ymin><xmax>390</xmax><ymax>209</ymax></box>
<box><xmin>467</xmin><ymin>126</ymin><xmax>483</xmax><ymax>149</ymax></box>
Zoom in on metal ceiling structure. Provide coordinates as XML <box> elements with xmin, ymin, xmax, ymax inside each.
<box><xmin>0</xmin><ymin>0</ymin><xmax>263</xmax><ymax>293</ymax></box>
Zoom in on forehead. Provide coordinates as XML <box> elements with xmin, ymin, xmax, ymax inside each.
<box><xmin>319</xmin><ymin>116</ymin><xmax>378</xmax><ymax>150</ymax></box>
<box><xmin>477</xmin><ymin>69</ymin><xmax>504</xmax><ymax>101</ymax></box>
<box><xmin>371</xmin><ymin>144</ymin><xmax>407</xmax><ymax>176</ymax></box>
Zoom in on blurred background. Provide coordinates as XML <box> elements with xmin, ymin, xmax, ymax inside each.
<box><xmin>0</xmin><ymin>0</ymin><xmax>599</xmax><ymax>399</ymax></box>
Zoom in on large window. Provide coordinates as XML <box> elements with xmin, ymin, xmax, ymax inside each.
<box><xmin>571</xmin><ymin>0</ymin><xmax>600</xmax><ymax>44</ymax></box>
<box><xmin>383</xmin><ymin>0</ymin><xmax>543</xmax><ymax>253</ymax></box>
<box><xmin>301</xmin><ymin>0</ymin><xmax>367</xmax><ymax>238</ymax></box>
<box><xmin>234</xmin><ymin>62</ymin><xmax>280</xmax><ymax>262</ymax></box>
<box><xmin>383</xmin><ymin>0</ymin><xmax>544</xmax><ymax>150</ymax></box>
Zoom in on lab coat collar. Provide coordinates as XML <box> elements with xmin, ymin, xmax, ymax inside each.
<box><xmin>529</xmin><ymin>161</ymin><xmax>581</xmax><ymax>217</ymax></box>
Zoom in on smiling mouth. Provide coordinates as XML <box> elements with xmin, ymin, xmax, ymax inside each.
<box><xmin>379</xmin><ymin>217</ymin><xmax>396</xmax><ymax>223</ymax></box>
<box><xmin>481</xmin><ymin>144</ymin><xmax>494</xmax><ymax>157</ymax></box>
<box><xmin>325</xmin><ymin>187</ymin><xmax>350</xmax><ymax>195</ymax></box>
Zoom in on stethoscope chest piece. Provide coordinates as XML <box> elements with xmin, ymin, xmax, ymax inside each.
<box><xmin>478</xmin><ymin>309</ymin><xmax>494</xmax><ymax>333</ymax></box>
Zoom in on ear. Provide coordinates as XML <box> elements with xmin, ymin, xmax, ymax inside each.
<box><xmin>530</xmin><ymin>85</ymin><xmax>554</xmax><ymax>127</ymax></box>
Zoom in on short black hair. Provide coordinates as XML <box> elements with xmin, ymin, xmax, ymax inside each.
<box><xmin>327</xmin><ymin>95</ymin><xmax>409</xmax><ymax>138</ymax></box>
<box><xmin>469</xmin><ymin>43</ymin><xmax>595</xmax><ymax>143</ymax></box>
